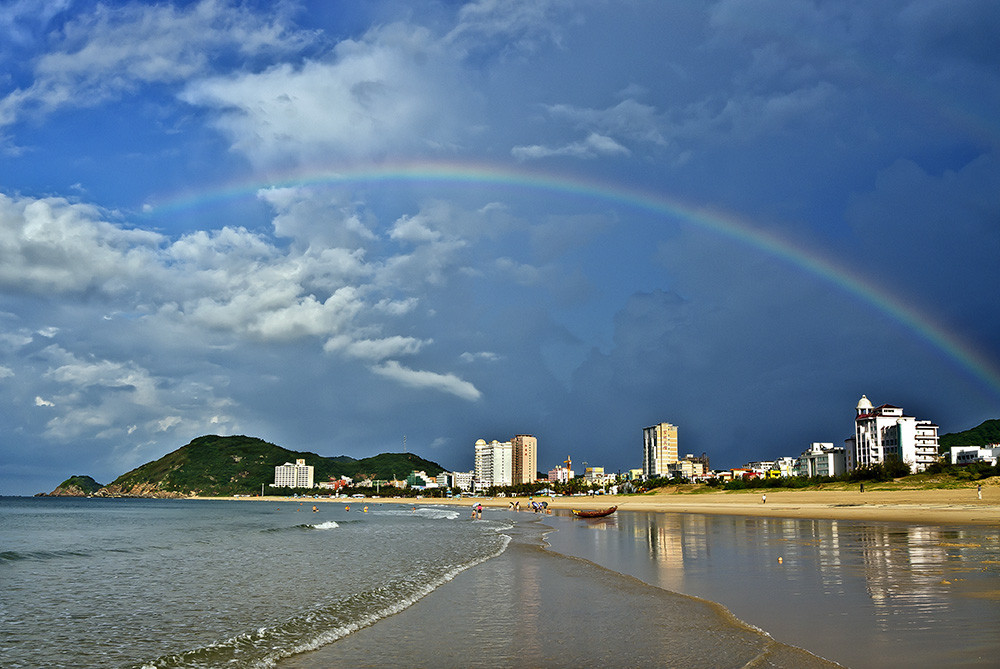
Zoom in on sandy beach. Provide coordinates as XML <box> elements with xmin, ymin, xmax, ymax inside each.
<box><xmin>239</xmin><ymin>479</ymin><xmax>1000</xmax><ymax>526</ymax></box>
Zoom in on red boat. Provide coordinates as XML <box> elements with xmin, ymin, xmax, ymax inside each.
<box><xmin>572</xmin><ymin>505</ymin><xmax>617</xmax><ymax>518</ymax></box>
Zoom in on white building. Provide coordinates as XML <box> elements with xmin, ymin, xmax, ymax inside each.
<box><xmin>475</xmin><ymin>439</ymin><xmax>513</xmax><ymax>489</ymax></box>
<box><xmin>775</xmin><ymin>457</ymin><xmax>797</xmax><ymax>477</ymax></box>
<box><xmin>273</xmin><ymin>459</ymin><xmax>314</xmax><ymax>488</ymax></box>
<box><xmin>643</xmin><ymin>422</ymin><xmax>678</xmax><ymax>477</ymax></box>
<box><xmin>584</xmin><ymin>466</ymin><xmax>607</xmax><ymax>484</ymax></box>
<box><xmin>796</xmin><ymin>443</ymin><xmax>847</xmax><ymax>478</ymax></box>
<box><xmin>950</xmin><ymin>445</ymin><xmax>1000</xmax><ymax>466</ymax></box>
<box><xmin>848</xmin><ymin>395</ymin><xmax>939</xmax><ymax>473</ymax></box>
<box><xmin>436</xmin><ymin>471</ymin><xmax>475</xmax><ymax>491</ymax></box>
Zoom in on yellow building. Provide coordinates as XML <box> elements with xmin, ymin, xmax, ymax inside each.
<box><xmin>512</xmin><ymin>434</ymin><xmax>537</xmax><ymax>485</ymax></box>
<box><xmin>642</xmin><ymin>422</ymin><xmax>678</xmax><ymax>477</ymax></box>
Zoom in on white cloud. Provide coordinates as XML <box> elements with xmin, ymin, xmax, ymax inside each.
<box><xmin>460</xmin><ymin>351</ymin><xmax>500</xmax><ymax>363</ymax></box>
<box><xmin>0</xmin><ymin>365</ymin><xmax>13</xmax><ymax>378</ymax></box>
<box><xmin>0</xmin><ymin>0</ymin><xmax>313</xmax><ymax>126</ymax></box>
<box><xmin>0</xmin><ymin>193</ymin><xmax>164</xmax><ymax>294</ymax></box>
<box><xmin>180</xmin><ymin>22</ymin><xmax>475</xmax><ymax>166</ymax></box>
<box><xmin>324</xmin><ymin>335</ymin><xmax>429</xmax><ymax>361</ymax></box>
<box><xmin>155</xmin><ymin>416</ymin><xmax>183</xmax><ymax>432</ymax></box>
<box><xmin>512</xmin><ymin>132</ymin><xmax>630</xmax><ymax>161</ymax></box>
<box><xmin>372</xmin><ymin>360</ymin><xmax>481</xmax><ymax>401</ymax></box>
<box><xmin>446</xmin><ymin>0</ymin><xmax>573</xmax><ymax>54</ymax></box>
<box><xmin>34</xmin><ymin>395</ymin><xmax>54</xmax><ymax>407</ymax></box>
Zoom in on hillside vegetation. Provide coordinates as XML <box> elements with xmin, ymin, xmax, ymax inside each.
<box><xmin>102</xmin><ymin>435</ymin><xmax>445</xmax><ymax>497</ymax></box>
<box><xmin>940</xmin><ymin>419</ymin><xmax>1000</xmax><ymax>449</ymax></box>
<box><xmin>47</xmin><ymin>475</ymin><xmax>103</xmax><ymax>496</ymax></box>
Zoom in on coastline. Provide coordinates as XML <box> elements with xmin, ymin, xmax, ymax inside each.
<box><xmin>278</xmin><ymin>515</ymin><xmax>840</xmax><ymax>669</ymax></box>
<box><xmin>212</xmin><ymin>483</ymin><xmax>1000</xmax><ymax>526</ymax></box>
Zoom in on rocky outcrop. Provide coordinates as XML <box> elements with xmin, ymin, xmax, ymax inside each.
<box><xmin>46</xmin><ymin>484</ymin><xmax>89</xmax><ymax>497</ymax></box>
<box><xmin>92</xmin><ymin>482</ymin><xmax>188</xmax><ymax>499</ymax></box>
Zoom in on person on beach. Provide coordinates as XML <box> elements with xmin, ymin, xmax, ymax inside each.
<box><xmin>761</xmin><ymin>494</ymin><xmax>767</xmax><ymax>504</ymax></box>
<box><xmin>978</xmin><ymin>484</ymin><xmax>982</xmax><ymax>500</ymax></box>
<box><xmin>860</xmin><ymin>483</ymin><xmax>864</xmax><ymax>493</ymax></box>
<box><xmin>476</xmin><ymin>503</ymin><xmax>483</xmax><ymax>519</ymax></box>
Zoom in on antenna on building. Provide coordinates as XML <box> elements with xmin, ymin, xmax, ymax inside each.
<box><xmin>403</xmin><ymin>434</ymin><xmax>407</xmax><ymax>454</ymax></box>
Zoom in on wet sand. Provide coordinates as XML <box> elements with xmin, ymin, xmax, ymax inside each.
<box><xmin>278</xmin><ymin>516</ymin><xmax>839</xmax><ymax>669</ymax></box>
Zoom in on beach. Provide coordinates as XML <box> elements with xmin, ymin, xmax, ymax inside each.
<box><xmin>244</xmin><ymin>480</ymin><xmax>1000</xmax><ymax>526</ymax></box>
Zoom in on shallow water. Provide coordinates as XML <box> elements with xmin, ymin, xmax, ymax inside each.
<box><xmin>542</xmin><ymin>510</ymin><xmax>1000</xmax><ymax>668</ymax></box>
<box><xmin>281</xmin><ymin>516</ymin><xmax>838</xmax><ymax>669</ymax></box>
<box><xmin>0</xmin><ymin>497</ymin><xmax>508</xmax><ymax>668</ymax></box>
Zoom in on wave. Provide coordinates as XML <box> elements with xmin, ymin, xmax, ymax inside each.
<box><xmin>1</xmin><ymin>545</ymin><xmax>159</xmax><ymax>562</ymax></box>
<box><xmin>310</xmin><ymin>520</ymin><xmax>339</xmax><ymax>530</ymax></box>
<box><xmin>1</xmin><ymin>549</ymin><xmax>91</xmax><ymax>562</ymax></box>
<box><xmin>135</xmin><ymin>532</ymin><xmax>512</xmax><ymax>669</ymax></box>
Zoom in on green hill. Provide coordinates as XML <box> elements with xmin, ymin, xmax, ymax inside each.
<box><xmin>101</xmin><ymin>435</ymin><xmax>446</xmax><ymax>496</ymax></box>
<box><xmin>48</xmin><ymin>475</ymin><xmax>103</xmax><ymax>496</ymax></box>
<box><xmin>940</xmin><ymin>419</ymin><xmax>1000</xmax><ymax>450</ymax></box>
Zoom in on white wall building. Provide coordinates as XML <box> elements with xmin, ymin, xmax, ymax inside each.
<box><xmin>475</xmin><ymin>439</ymin><xmax>513</xmax><ymax>489</ymax></box>
<box><xmin>849</xmin><ymin>395</ymin><xmax>939</xmax><ymax>473</ymax></box>
<box><xmin>950</xmin><ymin>445</ymin><xmax>1000</xmax><ymax>466</ymax></box>
<box><xmin>796</xmin><ymin>443</ymin><xmax>847</xmax><ymax>478</ymax></box>
<box><xmin>436</xmin><ymin>471</ymin><xmax>475</xmax><ymax>491</ymax></box>
<box><xmin>273</xmin><ymin>458</ymin><xmax>314</xmax><ymax>488</ymax></box>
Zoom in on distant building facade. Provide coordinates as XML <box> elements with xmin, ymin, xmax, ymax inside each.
<box><xmin>437</xmin><ymin>471</ymin><xmax>475</xmax><ymax>491</ymax></box>
<box><xmin>667</xmin><ymin>458</ymin><xmax>705</xmax><ymax>480</ymax></box>
<box><xmin>949</xmin><ymin>445</ymin><xmax>1000</xmax><ymax>466</ymax></box>
<box><xmin>512</xmin><ymin>434</ymin><xmax>538</xmax><ymax>485</ymax></box>
<box><xmin>643</xmin><ymin>422</ymin><xmax>678</xmax><ymax>477</ymax></box>
<box><xmin>547</xmin><ymin>465</ymin><xmax>573</xmax><ymax>483</ymax></box>
<box><xmin>273</xmin><ymin>459</ymin><xmax>314</xmax><ymax>488</ymax></box>
<box><xmin>795</xmin><ymin>443</ymin><xmax>847</xmax><ymax>477</ymax></box>
<box><xmin>475</xmin><ymin>439</ymin><xmax>513</xmax><ymax>489</ymax></box>
<box><xmin>848</xmin><ymin>395</ymin><xmax>939</xmax><ymax>473</ymax></box>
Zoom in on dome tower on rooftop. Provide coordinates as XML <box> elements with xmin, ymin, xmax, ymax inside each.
<box><xmin>856</xmin><ymin>395</ymin><xmax>873</xmax><ymax>415</ymax></box>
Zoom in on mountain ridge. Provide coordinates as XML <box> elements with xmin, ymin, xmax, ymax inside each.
<box><xmin>55</xmin><ymin>435</ymin><xmax>446</xmax><ymax>497</ymax></box>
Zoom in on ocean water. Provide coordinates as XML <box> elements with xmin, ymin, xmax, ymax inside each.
<box><xmin>4</xmin><ymin>498</ymin><xmax>998</xmax><ymax>669</ymax></box>
<box><xmin>0</xmin><ymin>497</ymin><xmax>509</xmax><ymax>668</ymax></box>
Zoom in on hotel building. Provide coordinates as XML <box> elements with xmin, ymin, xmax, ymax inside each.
<box><xmin>474</xmin><ymin>439</ymin><xmax>513</xmax><ymax>489</ymax></box>
<box><xmin>847</xmin><ymin>395</ymin><xmax>939</xmax><ymax>473</ymax></box>
<box><xmin>273</xmin><ymin>458</ymin><xmax>314</xmax><ymax>488</ymax></box>
<box><xmin>512</xmin><ymin>434</ymin><xmax>538</xmax><ymax>485</ymax></box>
<box><xmin>642</xmin><ymin>422</ymin><xmax>678</xmax><ymax>478</ymax></box>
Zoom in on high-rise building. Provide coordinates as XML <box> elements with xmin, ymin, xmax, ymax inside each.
<box><xmin>474</xmin><ymin>439</ymin><xmax>513</xmax><ymax>489</ymax></box>
<box><xmin>848</xmin><ymin>395</ymin><xmax>939</xmax><ymax>473</ymax></box>
<box><xmin>642</xmin><ymin>422</ymin><xmax>678</xmax><ymax>477</ymax></box>
<box><xmin>273</xmin><ymin>458</ymin><xmax>314</xmax><ymax>488</ymax></box>
<box><xmin>511</xmin><ymin>434</ymin><xmax>537</xmax><ymax>485</ymax></box>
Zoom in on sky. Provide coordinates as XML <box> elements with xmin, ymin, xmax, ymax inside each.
<box><xmin>1</xmin><ymin>0</ymin><xmax>998</xmax><ymax>495</ymax></box>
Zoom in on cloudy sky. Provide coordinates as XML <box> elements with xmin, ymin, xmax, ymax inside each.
<box><xmin>1</xmin><ymin>0</ymin><xmax>998</xmax><ymax>495</ymax></box>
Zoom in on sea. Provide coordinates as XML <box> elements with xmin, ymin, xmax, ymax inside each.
<box><xmin>2</xmin><ymin>497</ymin><xmax>998</xmax><ymax>668</ymax></box>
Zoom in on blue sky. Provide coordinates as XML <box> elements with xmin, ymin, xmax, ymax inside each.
<box><xmin>1</xmin><ymin>0</ymin><xmax>998</xmax><ymax>495</ymax></box>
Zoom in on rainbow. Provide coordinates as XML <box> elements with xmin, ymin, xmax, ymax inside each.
<box><xmin>146</xmin><ymin>160</ymin><xmax>1000</xmax><ymax>400</ymax></box>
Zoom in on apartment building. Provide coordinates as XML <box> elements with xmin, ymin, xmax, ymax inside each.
<box><xmin>273</xmin><ymin>458</ymin><xmax>314</xmax><ymax>488</ymax></box>
<box><xmin>642</xmin><ymin>422</ymin><xmax>678</xmax><ymax>477</ymax></box>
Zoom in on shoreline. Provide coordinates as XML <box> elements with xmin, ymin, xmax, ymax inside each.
<box><xmin>210</xmin><ymin>483</ymin><xmax>1000</xmax><ymax>526</ymax></box>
